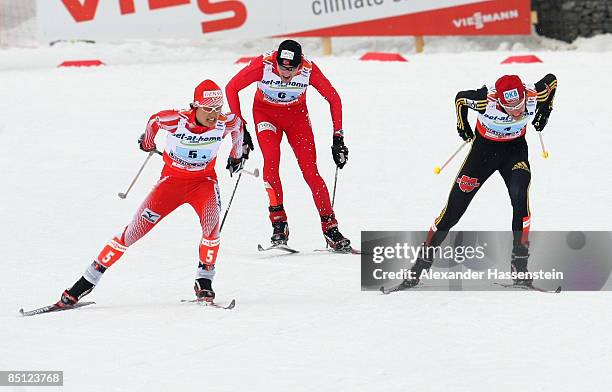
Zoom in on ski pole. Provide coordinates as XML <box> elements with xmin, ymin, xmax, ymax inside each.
<box><xmin>538</xmin><ymin>133</ymin><xmax>549</xmax><ymax>159</ymax></box>
<box><xmin>434</xmin><ymin>140</ymin><xmax>470</xmax><ymax>175</ymax></box>
<box><xmin>118</xmin><ymin>150</ymin><xmax>161</xmax><ymax>199</ymax></box>
<box><xmin>220</xmin><ymin>172</ymin><xmax>242</xmax><ymax>233</ymax></box>
<box><xmin>331</xmin><ymin>166</ymin><xmax>339</xmax><ymax>208</ymax></box>
<box><xmin>325</xmin><ymin>166</ymin><xmax>340</xmax><ymax>249</ymax></box>
<box><xmin>219</xmin><ymin>167</ymin><xmax>259</xmax><ymax>232</ymax></box>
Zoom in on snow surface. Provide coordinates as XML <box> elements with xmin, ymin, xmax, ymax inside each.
<box><xmin>2</xmin><ymin>39</ymin><xmax>612</xmax><ymax>391</ymax></box>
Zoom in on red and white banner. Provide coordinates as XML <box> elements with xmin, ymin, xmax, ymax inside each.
<box><xmin>37</xmin><ymin>0</ymin><xmax>532</xmax><ymax>42</ymax></box>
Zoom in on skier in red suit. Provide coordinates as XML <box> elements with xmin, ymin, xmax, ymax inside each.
<box><xmin>225</xmin><ymin>39</ymin><xmax>351</xmax><ymax>250</ymax></box>
<box><xmin>55</xmin><ymin>80</ymin><xmax>250</xmax><ymax>307</ymax></box>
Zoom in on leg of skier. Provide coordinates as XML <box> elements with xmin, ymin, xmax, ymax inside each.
<box><xmin>284</xmin><ymin>110</ymin><xmax>350</xmax><ymax>250</ymax></box>
<box><xmin>188</xmin><ymin>178</ymin><xmax>222</xmax><ymax>302</ymax></box>
<box><xmin>57</xmin><ymin>176</ymin><xmax>185</xmax><ymax>306</ymax></box>
<box><xmin>406</xmin><ymin>142</ymin><xmax>499</xmax><ymax>287</ymax></box>
<box><xmin>253</xmin><ymin>107</ymin><xmax>289</xmax><ymax>245</ymax></box>
<box><xmin>500</xmin><ymin>140</ymin><xmax>532</xmax><ymax>285</ymax></box>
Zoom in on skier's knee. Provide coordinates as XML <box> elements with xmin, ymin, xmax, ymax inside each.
<box><xmin>508</xmin><ymin>183</ymin><xmax>529</xmax><ymax>209</ymax></box>
<box><xmin>300</xmin><ymin>164</ymin><xmax>321</xmax><ymax>183</ymax></box>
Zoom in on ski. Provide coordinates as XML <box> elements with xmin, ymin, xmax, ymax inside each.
<box><xmin>180</xmin><ymin>298</ymin><xmax>236</xmax><ymax>310</ymax></box>
<box><xmin>314</xmin><ymin>247</ymin><xmax>363</xmax><ymax>255</ymax></box>
<box><xmin>380</xmin><ymin>282</ymin><xmax>418</xmax><ymax>294</ymax></box>
<box><xmin>494</xmin><ymin>282</ymin><xmax>562</xmax><ymax>293</ymax></box>
<box><xmin>257</xmin><ymin>244</ymin><xmax>299</xmax><ymax>254</ymax></box>
<box><xmin>19</xmin><ymin>301</ymin><xmax>96</xmax><ymax>317</ymax></box>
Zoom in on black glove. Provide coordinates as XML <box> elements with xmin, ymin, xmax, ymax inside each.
<box><xmin>226</xmin><ymin>156</ymin><xmax>244</xmax><ymax>177</ymax></box>
<box><xmin>532</xmin><ymin>106</ymin><xmax>551</xmax><ymax>132</ymax></box>
<box><xmin>242</xmin><ymin>125</ymin><xmax>254</xmax><ymax>160</ymax></box>
<box><xmin>138</xmin><ymin>132</ymin><xmax>157</xmax><ymax>152</ymax></box>
<box><xmin>457</xmin><ymin>123</ymin><xmax>474</xmax><ymax>142</ymax></box>
<box><xmin>331</xmin><ymin>135</ymin><xmax>348</xmax><ymax>169</ymax></box>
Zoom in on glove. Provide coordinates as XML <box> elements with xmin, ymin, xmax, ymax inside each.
<box><xmin>331</xmin><ymin>135</ymin><xmax>348</xmax><ymax>169</ymax></box>
<box><xmin>226</xmin><ymin>156</ymin><xmax>244</xmax><ymax>177</ymax></box>
<box><xmin>532</xmin><ymin>106</ymin><xmax>551</xmax><ymax>132</ymax></box>
<box><xmin>242</xmin><ymin>125</ymin><xmax>254</xmax><ymax>160</ymax></box>
<box><xmin>138</xmin><ymin>133</ymin><xmax>157</xmax><ymax>152</ymax></box>
<box><xmin>457</xmin><ymin>123</ymin><xmax>474</xmax><ymax>142</ymax></box>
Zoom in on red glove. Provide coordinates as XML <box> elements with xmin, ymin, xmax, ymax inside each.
<box><xmin>138</xmin><ymin>133</ymin><xmax>157</xmax><ymax>152</ymax></box>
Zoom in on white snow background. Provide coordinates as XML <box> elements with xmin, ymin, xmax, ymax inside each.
<box><xmin>1</xmin><ymin>35</ymin><xmax>612</xmax><ymax>391</ymax></box>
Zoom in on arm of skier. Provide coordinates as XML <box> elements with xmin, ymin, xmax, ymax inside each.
<box><xmin>533</xmin><ymin>74</ymin><xmax>558</xmax><ymax>132</ymax></box>
<box><xmin>139</xmin><ymin>110</ymin><xmax>181</xmax><ymax>152</ymax></box>
<box><xmin>454</xmin><ymin>86</ymin><xmax>488</xmax><ymax>141</ymax></box>
<box><xmin>310</xmin><ymin>62</ymin><xmax>343</xmax><ymax>137</ymax></box>
<box><xmin>225</xmin><ymin>56</ymin><xmax>265</xmax><ymax>125</ymax></box>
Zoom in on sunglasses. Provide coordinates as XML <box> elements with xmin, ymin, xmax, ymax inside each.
<box><xmin>195</xmin><ymin>105</ymin><xmax>223</xmax><ymax>113</ymax></box>
<box><xmin>279</xmin><ymin>64</ymin><xmax>297</xmax><ymax>72</ymax></box>
<box><xmin>499</xmin><ymin>98</ymin><xmax>526</xmax><ymax>111</ymax></box>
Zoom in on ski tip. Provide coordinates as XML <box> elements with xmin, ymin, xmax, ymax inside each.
<box><xmin>19</xmin><ymin>308</ymin><xmax>24</xmax><ymax>316</ymax></box>
<box><xmin>182</xmin><ymin>298</ymin><xmax>236</xmax><ymax>309</ymax></box>
<box><xmin>258</xmin><ymin>244</ymin><xmax>299</xmax><ymax>253</ymax></box>
<box><xmin>555</xmin><ymin>286</ymin><xmax>562</xmax><ymax>293</ymax></box>
<box><xmin>209</xmin><ymin>298</ymin><xmax>236</xmax><ymax>309</ymax></box>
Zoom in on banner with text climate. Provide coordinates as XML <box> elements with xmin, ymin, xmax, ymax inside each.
<box><xmin>38</xmin><ymin>0</ymin><xmax>532</xmax><ymax>42</ymax></box>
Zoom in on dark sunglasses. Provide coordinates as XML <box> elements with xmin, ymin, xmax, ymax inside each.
<box><xmin>279</xmin><ymin>64</ymin><xmax>297</xmax><ymax>72</ymax></box>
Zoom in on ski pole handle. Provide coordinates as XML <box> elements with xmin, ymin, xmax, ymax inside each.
<box><xmin>118</xmin><ymin>150</ymin><xmax>161</xmax><ymax>199</ymax></box>
<box><xmin>238</xmin><ymin>167</ymin><xmax>260</xmax><ymax>178</ymax></box>
<box><xmin>538</xmin><ymin>133</ymin><xmax>549</xmax><ymax>159</ymax></box>
<box><xmin>434</xmin><ymin>140</ymin><xmax>470</xmax><ymax>175</ymax></box>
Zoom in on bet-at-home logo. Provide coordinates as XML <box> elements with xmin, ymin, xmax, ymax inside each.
<box><xmin>173</xmin><ymin>133</ymin><xmax>222</xmax><ymax>146</ymax></box>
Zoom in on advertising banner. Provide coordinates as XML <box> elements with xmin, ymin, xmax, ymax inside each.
<box><xmin>37</xmin><ymin>0</ymin><xmax>532</xmax><ymax>42</ymax></box>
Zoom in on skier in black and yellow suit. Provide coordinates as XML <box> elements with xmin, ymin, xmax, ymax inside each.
<box><xmin>402</xmin><ymin>73</ymin><xmax>557</xmax><ymax>289</ymax></box>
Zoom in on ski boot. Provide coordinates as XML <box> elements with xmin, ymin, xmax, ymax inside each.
<box><xmin>398</xmin><ymin>256</ymin><xmax>433</xmax><ymax>289</ymax></box>
<box><xmin>271</xmin><ymin>221</ymin><xmax>289</xmax><ymax>246</ymax></box>
<box><xmin>321</xmin><ymin>214</ymin><xmax>351</xmax><ymax>251</ymax></box>
<box><xmin>56</xmin><ymin>276</ymin><xmax>94</xmax><ymax>308</ymax></box>
<box><xmin>194</xmin><ymin>278</ymin><xmax>215</xmax><ymax>303</ymax></box>
<box><xmin>323</xmin><ymin>227</ymin><xmax>351</xmax><ymax>251</ymax></box>
<box><xmin>511</xmin><ymin>243</ymin><xmax>532</xmax><ymax>286</ymax></box>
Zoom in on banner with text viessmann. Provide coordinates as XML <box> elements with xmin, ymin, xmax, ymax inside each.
<box><xmin>38</xmin><ymin>0</ymin><xmax>531</xmax><ymax>42</ymax></box>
